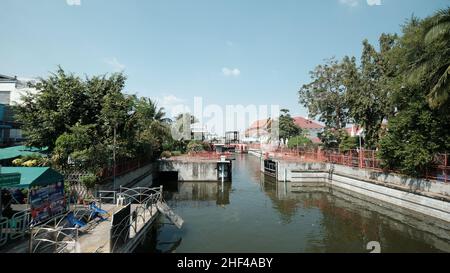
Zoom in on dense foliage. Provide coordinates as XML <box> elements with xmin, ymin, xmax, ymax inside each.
<box><xmin>15</xmin><ymin>67</ymin><xmax>170</xmax><ymax>173</ymax></box>
<box><xmin>287</xmin><ymin>135</ymin><xmax>313</xmax><ymax>149</ymax></box>
<box><xmin>299</xmin><ymin>8</ymin><xmax>450</xmax><ymax>176</ymax></box>
<box><xmin>278</xmin><ymin>109</ymin><xmax>302</xmax><ymax>141</ymax></box>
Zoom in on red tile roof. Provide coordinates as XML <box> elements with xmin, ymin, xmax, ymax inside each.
<box><xmin>248</xmin><ymin>118</ymin><xmax>271</xmax><ymax>130</ymax></box>
<box><xmin>293</xmin><ymin>117</ymin><xmax>324</xmax><ymax>130</ymax></box>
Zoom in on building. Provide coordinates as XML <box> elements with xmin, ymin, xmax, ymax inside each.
<box><xmin>0</xmin><ymin>74</ymin><xmax>39</xmax><ymax>147</ymax></box>
<box><xmin>292</xmin><ymin>117</ymin><xmax>324</xmax><ymax>144</ymax></box>
<box><xmin>244</xmin><ymin>116</ymin><xmax>324</xmax><ymax>144</ymax></box>
<box><xmin>244</xmin><ymin>118</ymin><xmax>273</xmax><ymax>143</ymax></box>
<box><xmin>225</xmin><ymin>131</ymin><xmax>239</xmax><ymax>145</ymax></box>
<box><xmin>345</xmin><ymin>124</ymin><xmax>364</xmax><ymax>137</ymax></box>
<box><xmin>190</xmin><ymin>122</ymin><xmax>207</xmax><ymax>141</ymax></box>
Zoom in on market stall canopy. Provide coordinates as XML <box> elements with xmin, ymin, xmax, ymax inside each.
<box><xmin>0</xmin><ymin>146</ymin><xmax>48</xmax><ymax>161</ymax></box>
<box><xmin>0</xmin><ymin>167</ymin><xmax>63</xmax><ymax>189</ymax></box>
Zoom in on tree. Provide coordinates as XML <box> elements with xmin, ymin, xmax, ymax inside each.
<box><xmin>299</xmin><ymin>58</ymin><xmax>350</xmax><ymax>130</ymax></box>
<box><xmin>16</xmin><ymin>68</ymin><xmax>87</xmax><ymax>150</ymax></box>
<box><xmin>15</xmin><ymin>67</ymin><xmax>169</xmax><ymax>172</ymax></box>
<box><xmin>339</xmin><ymin>134</ymin><xmax>359</xmax><ymax>153</ymax></box>
<box><xmin>346</xmin><ymin>35</ymin><xmax>397</xmax><ymax>149</ymax></box>
<box><xmin>378</xmin><ymin>17</ymin><xmax>450</xmax><ymax>176</ymax></box>
<box><xmin>417</xmin><ymin>8</ymin><xmax>450</xmax><ymax>109</ymax></box>
<box><xmin>318</xmin><ymin>128</ymin><xmax>347</xmax><ymax>149</ymax></box>
<box><xmin>287</xmin><ymin>135</ymin><xmax>313</xmax><ymax>149</ymax></box>
<box><xmin>278</xmin><ymin>109</ymin><xmax>302</xmax><ymax>140</ymax></box>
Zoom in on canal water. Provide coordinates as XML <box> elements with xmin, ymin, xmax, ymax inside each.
<box><xmin>136</xmin><ymin>154</ymin><xmax>450</xmax><ymax>253</ymax></box>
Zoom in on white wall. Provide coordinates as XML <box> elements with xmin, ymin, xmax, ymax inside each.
<box><xmin>0</xmin><ymin>82</ymin><xmax>15</xmax><ymax>105</ymax></box>
<box><xmin>0</xmin><ymin>80</ymin><xmax>39</xmax><ymax>106</ymax></box>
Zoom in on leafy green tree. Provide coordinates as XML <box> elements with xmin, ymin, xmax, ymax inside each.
<box><xmin>287</xmin><ymin>135</ymin><xmax>313</xmax><ymax>149</ymax></box>
<box><xmin>318</xmin><ymin>128</ymin><xmax>347</xmax><ymax>149</ymax></box>
<box><xmin>15</xmin><ymin>67</ymin><xmax>169</xmax><ymax>172</ymax></box>
<box><xmin>339</xmin><ymin>134</ymin><xmax>359</xmax><ymax>152</ymax></box>
<box><xmin>421</xmin><ymin>8</ymin><xmax>450</xmax><ymax>109</ymax></box>
<box><xmin>16</xmin><ymin>68</ymin><xmax>87</xmax><ymax>150</ymax></box>
<box><xmin>378</xmin><ymin>16</ymin><xmax>450</xmax><ymax>176</ymax></box>
<box><xmin>299</xmin><ymin>58</ymin><xmax>350</xmax><ymax>130</ymax></box>
<box><xmin>346</xmin><ymin>35</ymin><xmax>397</xmax><ymax>149</ymax></box>
<box><xmin>278</xmin><ymin>109</ymin><xmax>302</xmax><ymax>140</ymax></box>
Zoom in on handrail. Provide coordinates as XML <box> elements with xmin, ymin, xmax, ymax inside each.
<box><xmin>9</xmin><ymin>209</ymin><xmax>31</xmax><ymax>240</ymax></box>
<box><xmin>0</xmin><ymin>217</ymin><xmax>9</xmax><ymax>247</ymax></box>
<box><xmin>110</xmin><ymin>186</ymin><xmax>163</xmax><ymax>253</ymax></box>
<box><xmin>97</xmin><ymin>190</ymin><xmax>117</xmax><ymax>206</ymax></box>
<box><xmin>31</xmin><ymin>225</ymin><xmax>79</xmax><ymax>253</ymax></box>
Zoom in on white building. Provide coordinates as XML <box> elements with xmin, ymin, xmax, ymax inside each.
<box><xmin>0</xmin><ymin>74</ymin><xmax>39</xmax><ymax>146</ymax></box>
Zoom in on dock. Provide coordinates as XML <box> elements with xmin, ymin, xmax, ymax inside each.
<box><xmin>26</xmin><ymin>186</ymin><xmax>182</xmax><ymax>253</ymax></box>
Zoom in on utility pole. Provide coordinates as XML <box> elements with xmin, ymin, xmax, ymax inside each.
<box><xmin>113</xmin><ymin>123</ymin><xmax>117</xmax><ymax>191</ymax></box>
<box><xmin>359</xmin><ymin>128</ymin><xmax>363</xmax><ymax>168</ymax></box>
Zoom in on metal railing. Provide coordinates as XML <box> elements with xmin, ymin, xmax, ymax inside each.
<box><xmin>30</xmin><ymin>213</ymin><xmax>79</xmax><ymax>253</ymax></box>
<box><xmin>266</xmin><ymin>147</ymin><xmax>449</xmax><ymax>183</ymax></box>
<box><xmin>101</xmin><ymin>158</ymin><xmax>151</xmax><ymax>181</ymax></box>
<box><xmin>96</xmin><ymin>190</ymin><xmax>117</xmax><ymax>207</ymax></box>
<box><xmin>0</xmin><ymin>217</ymin><xmax>8</xmax><ymax>247</ymax></box>
<box><xmin>0</xmin><ymin>209</ymin><xmax>31</xmax><ymax>248</ymax></box>
<box><xmin>9</xmin><ymin>209</ymin><xmax>31</xmax><ymax>240</ymax></box>
<box><xmin>110</xmin><ymin>186</ymin><xmax>163</xmax><ymax>253</ymax></box>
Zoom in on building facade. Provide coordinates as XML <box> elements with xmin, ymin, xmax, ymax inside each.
<box><xmin>0</xmin><ymin>74</ymin><xmax>38</xmax><ymax>147</ymax></box>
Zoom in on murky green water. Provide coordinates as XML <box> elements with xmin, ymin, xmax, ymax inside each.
<box><xmin>137</xmin><ymin>154</ymin><xmax>450</xmax><ymax>253</ymax></box>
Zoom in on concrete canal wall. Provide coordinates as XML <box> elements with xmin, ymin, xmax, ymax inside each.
<box><xmin>260</xmin><ymin>158</ymin><xmax>450</xmax><ymax>222</ymax></box>
<box><xmin>159</xmin><ymin>159</ymin><xmax>219</xmax><ymax>181</ymax></box>
<box><xmin>98</xmin><ymin>163</ymin><xmax>157</xmax><ymax>191</ymax></box>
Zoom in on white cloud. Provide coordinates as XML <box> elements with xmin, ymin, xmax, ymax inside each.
<box><xmin>222</xmin><ymin>67</ymin><xmax>241</xmax><ymax>77</ymax></box>
<box><xmin>105</xmin><ymin>57</ymin><xmax>125</xmax><ymax>72</ymax></box>
<box><xmin>66</xmin><ymin>0</ymin><xmax>81</xmax><ymax>6</ymax></box>
<box><xmin>156</xmin><ymin>95</ymin><xmax>186</xmax><ymax>118</ymax></box>
<box><xmin>366</xmin><ymin>0</ymin><xmax>382</xmax><ymax>6</ymax></box>
<box><xmin>339</xmin><ymin>0</ymin><xmax>359</xmax><ymax>7</ymax></box>
<box><xmin>339</xmin><ymin>0</ymin><xmax>382</xmax><ymax>7</ymax></box>
<box><xmin>161</xmin><ymin>95</ymin><xmax>184</xmax><ymax>108</ymax></box>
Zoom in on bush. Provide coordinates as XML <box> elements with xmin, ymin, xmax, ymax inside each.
<box><xmin>80</xmin><ymin>173</ymin><xmax>98</xmax><ymax>190</ymax></box>
<box><xmin>187</xmin><ymin>141</ymin><xmax>206</xmax><ymax>153</ymax></box>
<box><xmin>12</xmin><ymin>158</ymin><xmax>23</xmax><ymax>166</ymax></box>
<box><xmin>339</xmin><ymin>135</ymin><xmax>359</xmax><ymax>152</ymax></box>
<box><xmin>171</xmin><ymin>151</ymin><xmax>182</xmax><ymax>157</ymax></box>
<box><xmin>161</xmin><ymin>151</ymin><xmax>172</xmax><ymax>158</ymax></box>
<box><xmin>23</xmin><ymin>160</ymin><xmax>39</xmax><ymax>167</ymax></box>
<box><xmin>12</xmin><ymin>154</ymin><xmax>49</xmax><ymax>167</ymax></box>
<box><xmin>287</xmin><ymin>135</ymin><xmax>313</xmax><ymax>149</ymax></box>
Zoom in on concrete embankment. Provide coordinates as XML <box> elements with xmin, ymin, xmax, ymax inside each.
<box><xmin>255</xmin><ymin>155</ymin><xmax>450</xmax><ymax>222</ymax></box>
<box><xmin>158</xmin><ymin>158</ymin><xmax>219</xmax><ymax>181</ymax></box>
<box><xmin>97</xmin><ymin>163</ymin><xmax>157</xmax><ymax>191</ymax></box>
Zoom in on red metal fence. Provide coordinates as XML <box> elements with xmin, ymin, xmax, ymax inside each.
<box><xmin>259</xmin><ymin>146</ymin><xmax>449</xmax><ymax>183</ymax></box>
<box><xmin>178</xmin><ymin>151</ymin><xmax>235</xmax><ymax>160</ymax></box>
<box><xmin>100</xmin><ymin>158</ymin><xmax>151</xmax><ymax>181</ymax></box>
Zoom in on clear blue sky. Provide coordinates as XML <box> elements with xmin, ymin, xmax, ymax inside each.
<box><xmin>1</xmin><ymin>0</ymin><xmax>448</xmax><ymax>119</ymax></box>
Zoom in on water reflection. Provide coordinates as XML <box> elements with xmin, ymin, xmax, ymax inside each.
<box><xmin>163</xmin><ymin>181</ymin><xmax>232</xmax><ymax>206</ymax></box>
<box><xmin>140</xmin><ymin>155</ymin><xmax>450</xmax><ymax>253</ymax></box>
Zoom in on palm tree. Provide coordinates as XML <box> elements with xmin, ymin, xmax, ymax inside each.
<box><xmin>422</xmin><ymin>8</ymin><xmax>450</xmax><ymax>109</ymax></box>
<box><xmin>136</xmin><ymin>97</ymin><xmax>169</xmax><ymax>123</ymax></box>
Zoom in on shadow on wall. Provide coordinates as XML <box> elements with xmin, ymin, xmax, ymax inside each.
<box><xmin>368</xmin><ymin>171</ymin><xmax>432</xmax><ymax>192</ymax></box>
